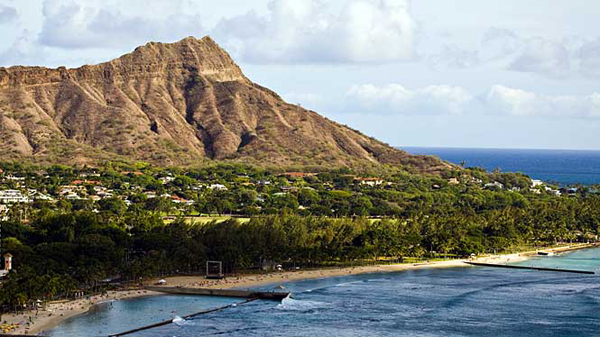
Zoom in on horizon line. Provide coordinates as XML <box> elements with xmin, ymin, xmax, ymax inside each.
<box><xmin>397</xmin><ymin>146</ymin><xmax>600</xmax><ymax>152</ymax></box>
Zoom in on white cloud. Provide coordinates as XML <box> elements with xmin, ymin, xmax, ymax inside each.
<box><xmin>0</xmin><ymin>4</ymin><xmax>17</xmax><ymax>23</ymax></box>
<box><xmin>429</xmin><ymin>27</ymin><xmax>600</xmax><ymax>80</ymax></box>
<box><xmin>212</xmin><ymin>0</ymin><xmax>416</xmax><ymax>64</ymax></box>
<box><xmin>481</xmin><ymin>28</ymin><xmax>600</xmax><ymax>79</ymax></box>
<box><xmin>486</xmin><ymin>85</ymin><xmax>600</xmax><ymax>118</ymax></box>
<box><xmin>577</xmin><ymin>37</ymin><xmax>600</xmax><ymax>79</ymax></box>
<box><xmin>427</xmin><ymin>44</ymin><xmax>479</xmax><ymax>69</ymax></box>
<box><xmin>38</xmin><ymin>0</ymin><xmax>205</xmax><ymax>49</ymax></box>
<box><xmin>344</xmin><ymin>83</ymin><xmax>600</xmax><ymax>118</ymax></box>
<box><xmin>0</xmin><ymin>29</ymin><xmax>43</xmax><ymax>66</ymax></box>
<box><xmin>347</xmin><ymin>84</ymin><xmax>473</xmax><ymax>115</ymax></box>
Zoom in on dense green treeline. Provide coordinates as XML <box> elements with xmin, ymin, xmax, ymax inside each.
<box><xmin>2</xmin><ymin>196</ymin><xmax>600</xmax><ymax>310</ymax></box>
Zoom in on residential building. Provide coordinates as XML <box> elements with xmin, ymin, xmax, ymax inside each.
<box><xmin>209</xmin><ymin>184</ymin><xmax>228</xmax><ymax>191</ymax></box>
<box><xmin>484</xmin><ymin>182</ymin><xmax>504</xmax><ymax>190</ymax></box>
<box><xmin>448</xmin><ymin>178</ymin><xmax>460</xmax><ymax>185</ymax></box>
<box><xmin>355</xmin><ymin>177</ymin><xmax>384</xmax><ymax>187</ymax></box>
<box><xmin>0</xmin><ymin>190</ymin><xmax>30</xmax><ymax>203</ymax></box>
<box><xmin>531</xmin><ymin>180</ymin><xmax>544</xmax><ymax>188</ymax></box>
<box><xmin>0</xmin><ymin>204</ymin><xmax>8</xmax><ymax>221</ymax></box>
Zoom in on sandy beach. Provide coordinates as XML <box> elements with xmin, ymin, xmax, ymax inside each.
<box><xmin>1</xmin><ymin>290</ymin><xmax>161</xmax><ymax>335</ymax></box>
<box><xmin>2</xmin><ymin>243</ymin><xmax>593</xmax><ymax>335</ymax></box>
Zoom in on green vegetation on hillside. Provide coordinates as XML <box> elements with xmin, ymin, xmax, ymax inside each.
<box><xmin>0</xmin><ymin>161</ymin><xmax>598</xmax><ymax>312</ymax></box>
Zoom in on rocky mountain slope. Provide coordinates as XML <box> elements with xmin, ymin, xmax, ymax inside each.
<box><xmin>0</xmin><ymin>36</ymin><xmax>447</xmax><ymax>171</ymax></box>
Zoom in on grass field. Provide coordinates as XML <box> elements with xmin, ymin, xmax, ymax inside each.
<box><xmin>163</xmin><ymin>215</ymin><xmax>251</xmax><ymax>225</ymax></box>
<box><xmin>162</xmin><ymin>215</ymin><xmax>394</xmax><ymax>225</ymax></box>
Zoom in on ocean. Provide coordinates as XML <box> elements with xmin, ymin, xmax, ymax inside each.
<box><xmin>47</xmin><ymin>248</ymin><xmax>600</xmax><ymax>337</ymax></box>
<box><xmin>402</xmin><ymin>147</ymin><xmax>600</xmax><ymax>186</ymax></box>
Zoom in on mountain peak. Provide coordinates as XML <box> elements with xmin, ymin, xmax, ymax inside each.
<box><xmin>0</xmin><ymin>37</ymin><xmax>447</xmax><ymax>172</ymax></box>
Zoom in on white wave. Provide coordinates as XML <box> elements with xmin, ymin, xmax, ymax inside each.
<box><xmin>172</xmin><ymin>316</ymin><xmax>186</xmax><ymax>326</ymax></box>
<box><xmin>304</xmin><ymin>280</ymin><xmax>364</xmax><ymax>293</ymax></box>
<box><xmin>333</xmin><ymin>280</ymin><xmax>364</xmax><ymax>288</ymax></box>
<box><xmin>276</xmin><ymin>294</ymin><xmax>329</xmax><ymax>311</ymax></box>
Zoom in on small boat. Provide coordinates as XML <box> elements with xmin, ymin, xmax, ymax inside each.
<box><xmin>537</xmin><ymin>252</ymin><xmax>555</xmax><ymax>256</ymax></box>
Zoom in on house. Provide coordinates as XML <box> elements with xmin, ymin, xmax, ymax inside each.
<box><xmin>257</xmin><ymin>180</ymin><xmax>271</xmax><ymax>186</ymax></box>
<box><xmin>28</xmin><ymin>190</ymin><xmax>54</xmax><ymax>201</ymax></box>
<box><xmin>545</xmin><ymin>187</ymin><xmax>561</xmax><ymax>196</ymax></box>
<box><xmin>0</xmin><ymin>204</ymin><xmax>8</xmax><ymax>221</ymax></box>
<box><xmin>0</xmin><ymin>190</ymin><xmax>30</xmax><ymax>203</ymax></box>
<box><xmin>484</xmin><ymin>182</ymin><xmax>504</xmax><ymax>190</ymax></box>
<box><xmin>531</xmin><ymin>180</ymin><xmax>544</xmax><ymax>188</ymax></box>
<box><xmin>72</xmin><ymin>180</ymin><xmax>101</xmax><ymax>185</ymax></box>
<box><xmin>354</xmin><ymin>177</ymin><xmax>384</xmax><ymax>187</ymax></box>
<box><xmin>65</xmin><ymin>193</ymin><xmax>81</xmax><ymax>200</ymax></box>
<box><xmin>79</xmin><ymin>171</ymin><xmax>101</xmax><ymax>178</ymax></box>
<box><xmin>468</xmin><ymin>177</ymin><xmax>483</xmax><ymax>184</ymax></box>
<box><xmin>159</xmin><ymin>176</ymin><xmax>174</xmax><ymax>184</ymax></box>
<box><xmin>209</xmin><ymin>184</ymin><xmax>228</xmax><ymax>191</ymax></box>
<box><xmin>58</xmin><ymin>185</ymin><xmax>87</xmax><ymax>196</ymax></box>
<box><xmin>171</xmin><ymin>195</ymin><xmax>194</xmax><ymax>205</ymax></box>
<box><xmin>448</xmin><ymin>178</ymin><xmax>460</xmax><ymax>185</ymax></box>
<box><xmin>5</xmin><ymin>175</ymin><xmax>25</xmax><ymax>181</ymax></box>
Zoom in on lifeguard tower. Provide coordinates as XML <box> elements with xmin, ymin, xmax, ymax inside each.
<box><xmin>0</xmin><ymin>253</ymin><xmax>13</xmax><ymax>278</ymax></box>
<box><xmin>206</xmin><ymin>261</ymin><xmax>224</xmax><ymax>279</ymax></box>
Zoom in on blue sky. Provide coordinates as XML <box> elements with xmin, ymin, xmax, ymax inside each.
<box><xmin>1</xmin><ymin>0</ymin><xmax>600</xmax><ymax>150</ymax></box>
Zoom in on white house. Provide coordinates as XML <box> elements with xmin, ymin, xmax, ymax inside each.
<box><xmin>355</xmin><ymin>177</ymin><xmax>385</xmax><ymax>187</ymax></box>
<box><xmin>0</xmin><ymin>190</ymin><xmax>30</xmax><ymax>203</ymax></box>
<box><xmin>0</xmin><ymin>204</ymin><xmax>8</xmax><ymax>221</ymax></box>
<box><xmin>531</xmin><ymin>180</ymin><xmax>544</xmax><ymax>188</ymax></box>
<box><xmin>484</xmin><ymin>182</ymin><xmax>504</xmax><ymax>190</ymax></box>
<box><xmin>209</xmin><ymin>184</ymin><xmax>228</xmax><ymax>191</ymax></box>
<box><xmin>28</xmin><ymin>189</ymin><xmax>54</xmax><ymax>201</ymax></box>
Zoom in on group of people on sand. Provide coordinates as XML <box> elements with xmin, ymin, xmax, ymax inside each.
<box><xmin>1</xmin><ymin>322</ymin><xmax>19</xmax><ymax>333</ymax></box>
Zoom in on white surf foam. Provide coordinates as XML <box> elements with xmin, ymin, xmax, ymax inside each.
<box><xmin>277</xmin><ymin>294</ymin><xmax>329</xmax><ymax>311</ymax></box>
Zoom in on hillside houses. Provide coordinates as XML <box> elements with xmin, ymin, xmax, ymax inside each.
<box><xmin>484</xmin><ymin>181</ymin><xmax>504</xmax><ymax>190</ymax></box>
<box><xmin>0</xmin><ymin>190</ymin><xmax>30</xmax><ymax>203</ymax></box>
<box><xmin>354</xmin><ymin>177</ymin><xmax>385</xmax><ymax>187</ymax></box>
<box><xmin>0</xmin><ymin>204</ymin><xmax>8</xmax><ymax>221</ymax></box>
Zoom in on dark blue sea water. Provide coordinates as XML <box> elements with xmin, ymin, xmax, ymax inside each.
<box><xmin>402</xmin><ymin>147</ymin><xmax>600</xmax><ymax>186</ymax></box>
<box><xmin>47</xmin><ymin>248</ymin><xmax>600</xmax><ymax>337</ymax></box>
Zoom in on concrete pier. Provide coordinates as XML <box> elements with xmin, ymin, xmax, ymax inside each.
<box><xmin>146</xmin><ymin>286</ymin><xmax>290</xmax><ymax>300</ymax></box>
<box><xmin>108</xmin><ymin>298</ymin><xmax>257</xmax><ymax>337</ymax></box>
<box><xmin>465</xmin><ymin>262</ymin><xmax>595</xmax><ymax>274</ymax></box>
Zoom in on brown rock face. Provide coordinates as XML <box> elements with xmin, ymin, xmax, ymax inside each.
<box><xmin>0</xmin><ymin>36</ymin><xmax>446</xmax><ymax>170</ymax></box>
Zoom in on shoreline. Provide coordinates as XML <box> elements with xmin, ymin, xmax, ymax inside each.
<box><xmin>4</xmin><ymin>242</ymin><xmax>595</xmax><ymax>335</ymax></box>
<box><xmin>2</xmin><ymin>290</ymin><xmax>162</xmax><ymax>336</ymax></box>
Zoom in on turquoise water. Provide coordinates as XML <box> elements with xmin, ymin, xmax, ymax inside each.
<box><xmin>513</xmin><ymin>248</ymin><xmax>600</xmax><ymax>273</ymax></box>
<box><xmin>47</xmin><ymin>249</ymin><xmax>600</xmax><ymax>336</ymax></box>
<box><xmin>44</xmin><ymin>295</ymin><xmax>237</xmax><ymax>336</ymax></box>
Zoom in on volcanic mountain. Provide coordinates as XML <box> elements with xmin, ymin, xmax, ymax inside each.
<box><xmin>0</xmin><ymin>36</ymin><xmax>446</xmax><ymax>171</ymax></box>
